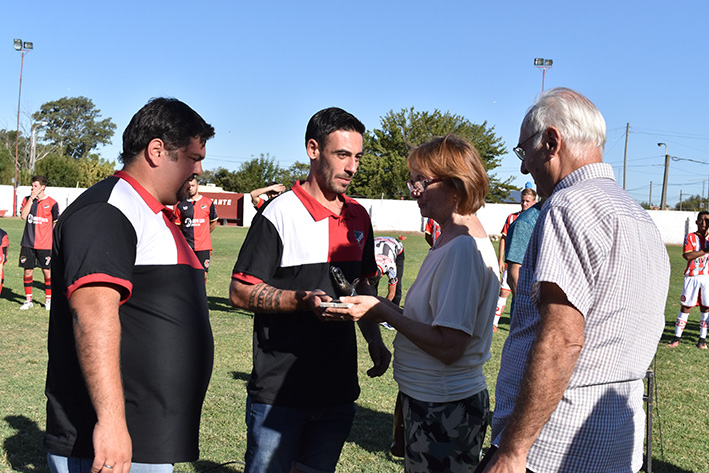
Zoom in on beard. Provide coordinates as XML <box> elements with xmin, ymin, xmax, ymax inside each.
<box><xmin>176</xmin><ymin>179</ymin><xmax>192</xmax><ymax>203</ymax></box>
<box><xmin>318</xmin><ymin>158</ymin><xmax>352</xmax><ymax>195</ymax></box>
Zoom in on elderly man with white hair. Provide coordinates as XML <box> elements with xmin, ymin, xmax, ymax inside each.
<box><xmin>478</xmin><ymin>88</ymin><xmax>670</xmax><ymax>473</ymax></box>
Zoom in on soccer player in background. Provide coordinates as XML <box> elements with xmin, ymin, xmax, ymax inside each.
<box><xmin>250</xmin><ymin>182</ymin><xmax>285</xmax><ymax>210</ymax></box>
<box><xmin>0</xmin><ymin>226</ymin><xmax>8</xmax><ymax>293</ymax></box>
<box><xmin>423</xmin><ymin>217</ymin><xmax>441</xmax><ymax>247</ymax></box>
<box><xmin>175</xmin><ymin>176</ymin><xmax>218</xmax><ymax>281</ymax></box>
<box><xmin>371</xmin><ymin>236</ymin><xmax>405</xmax><ymax>307</ymax></box>
<box><xmin>19</xmin><ymin>175</ymin><xmax>59</xmax><ymax>310</ymax></box>
<box><xmin>669</xmin><ymin>210</ymin><xmax>709</xmax><ymax>349</ymax></box>
<box><xmin>493</xmin><ymin>187</ymin><xmax>536</xmax><ymax>331</ymax></box>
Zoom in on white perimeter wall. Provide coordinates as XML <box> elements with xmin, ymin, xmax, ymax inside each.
<box><xmin>1</xmin><ymin>185</ymin><xmax>693</xmax><ymax>246</ymax></box>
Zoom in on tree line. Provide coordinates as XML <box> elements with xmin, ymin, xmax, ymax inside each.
<box><xmin>3</xmin><ymin>98</ymin><xmax>517</xmax><ymax>201</ymax></box>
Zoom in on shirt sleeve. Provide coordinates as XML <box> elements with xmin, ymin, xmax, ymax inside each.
<box><xmin>1</xmin><ymin>234</ymin><xmax>7</xmax><ymax>262</ymax></box>
<box><xmin>232</xmin><ymin>212</ymin><xmax>282</xmax><ymax>283</ymax></box>
<box><xmin>60</xmin><ymin>203</ymin><xmax>137</xmax><ymax>302</ymax></box>
<box><xmin>361</xmin><ymin>223</ymin><xmax>377</xmax><ymax>279</ymax></box>
<box><xmin>506</xmin><ymin>219</ymin><xmax>534</xmax><ymax>265</ymax></box>
<box><xmin>530</xmin><ymin>206</ymin><xmax>599</xmax><ymax>317</ymax></box>
<box><xmin>210</xmin><ymin>202</ymin><xmax>218</xmax><ymax>221</ymax></box>
<box><xmin>428</xmin><ymin>239</ymin><xmax>488</xmax><ymax>336</ymax></box>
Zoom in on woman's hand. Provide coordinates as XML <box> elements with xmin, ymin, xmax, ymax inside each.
<box><xmin>321</xmin><ymin>295</ymin><xmax>387</xmax><ymax>323</ymax></box>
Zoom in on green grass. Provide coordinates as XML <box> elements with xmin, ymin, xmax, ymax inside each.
<box><xmin>0</xmin><ymin>219</ymin><xmax>705</xmax><ymax>472</ymax></box>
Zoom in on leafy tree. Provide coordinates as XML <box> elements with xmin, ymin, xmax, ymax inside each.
<box><xmin>231</xmin><ymin>154</ymin><xmax>284</xmax><ymax>193</ymax></box>
<box><xmin>35</xmin><ymin>153</ymin><xmax>82</xmax><ymax>187</ymax></box>
<box><xmin>0</xmin><ymin>130</ymin><xmax>21</xmax><ymax>185</ymax></box>
<box><xmin>350</xmin><ymin>107</ymin><xmax>516</xmax><ymax>201</ymax></box>
<box><xmin>32</xmin><ymin>96</ymin><xmax>116</xmax><ymax>160</ymax></box>
<box><xmin>281</xmin><ymin>161</ymin><xmax>310</xmax><ymax>188</ymax></box>
<box><xmin>77</xmin><ymin>154</ymin><xmax>115</xmax><ymax>187</ymax></box>
<box><xmin>674</xmin><ymin>194</ymin><xmax>707</xmax><ymax>211</ymax></box>
<box><xmin>200</xmin><ymin>167</ymin><xmax>239</xmax><ymax>192</ymax></box>
<box><xmin>202</xmin><ymin>154</ymin><xmax>289</xmax><ymax>193</ymax></box>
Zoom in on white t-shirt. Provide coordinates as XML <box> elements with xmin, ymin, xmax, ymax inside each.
<box><xmin>393</xmin><ymin>235</ymin><xmax>500</xmax><ymax>403</ymax></box>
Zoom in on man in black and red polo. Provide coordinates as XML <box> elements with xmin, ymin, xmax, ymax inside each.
<box><xmin>45</xmin><ymin>98</ymin><xmax>215</xmax><ymax>473</ymax></box>
<box><xmin>230</xmin><ymin>107</ymin><xmax>391</xmax><ymax>473</ymax></box>
<box><xmin>19</xmin><ymin>175</ymin><xmax>59</xmax><ymax>310</ymax></box>
<box><xmin>174</xmin><ymin>177</ymin><xmax>218</xmax><ymax>280</ymax></box>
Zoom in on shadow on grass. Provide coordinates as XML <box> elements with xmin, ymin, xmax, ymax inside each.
<box><xmin>4</xmin><ymin>415</ymin><xmax>48</xmax><ymax>473</ymax></box>
<box><xmin>648</xmin><ymin>458</ymin><xmax>695</xmax><ymax>472</ymax></box>
<box><xmin>208</xmin><ymin>296</ymin><xmax>236</xmax><ymax>313</ymax></box>
<box><xmin>207</xmin><ymin>296</ymin><xmax>255</xmax><ymax>317</ymax></box>
<box><xmin>226</xmin><ymin>372</ymin><xmax>398</xmax><ymax>457</ymax></box>
<box><xmin>350</xmin><ymin>403</ymin><xmax>396</xmax><ymax>454</ymax></box>
<box><xmin>182</xmin><ymin>459</ymin><xmax>244</xmax><ymax>472</ymax></box>
<box><xmin>3</xmin><ymin>286</ymin><xmax>28</xmax><ymax>305</ymax></box>
<box><xmin>231</xmin><ymin>371</ymin><xmax>250</xmax><ymax>383</ymax></box>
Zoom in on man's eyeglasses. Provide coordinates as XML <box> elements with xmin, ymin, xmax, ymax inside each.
<box><xmin>406</xmin><ymin>178</ymin><xmax>441</xmax><ymax>194</ymax></box>
<box><xmin>513</xmin><ymin>131</ymin><xmax>540</xmax><ymax>161</ymax></box>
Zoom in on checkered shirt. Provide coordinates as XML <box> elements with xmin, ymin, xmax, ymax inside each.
<box><xmin>491</xmin><ymin>163</ymin><xmax>670</xmax><ymax>472</ymax></box>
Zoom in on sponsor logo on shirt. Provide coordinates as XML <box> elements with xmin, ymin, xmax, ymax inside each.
<box><xmin>27</xmin><ymin>215</ymin><xmax>50</xmax><ymax>225</ymax></box>
<box><xmin>184</xmin><ymin>217</ymin><xmax>207</xmax><ymax>228</ymax></box>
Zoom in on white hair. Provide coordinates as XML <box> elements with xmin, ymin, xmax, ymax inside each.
<box><xmin>522</xmin><ymin>87</ymin><xmax>606</xmax><ymax>159</ymax></box>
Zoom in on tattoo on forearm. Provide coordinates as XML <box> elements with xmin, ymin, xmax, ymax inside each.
<box><xmin>248</xmin><ymin>283</ymin><xmax>282</xmax><ymax>312</ymax></box>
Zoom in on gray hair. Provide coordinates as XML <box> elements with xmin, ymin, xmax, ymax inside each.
<box><xmin>522</xmin><ymin>87</ymin><xmax>606</xmax><ymax>159</ymax></box>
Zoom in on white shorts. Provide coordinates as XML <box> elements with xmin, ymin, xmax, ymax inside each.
<box><xmin>680</xmin><ymin>275</ymin><xmax>709</xmax><ymax>307</ymax></box>
<box><xmin>500</xmin><ymin>268</ymin><xmax>510</xmax><ymax>291</ymax></box>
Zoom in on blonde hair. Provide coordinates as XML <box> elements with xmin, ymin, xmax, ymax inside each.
<box><xmin>407</xmin><ymin>135</ymin><xmax>488</xmax><ymax>215</ymax></box>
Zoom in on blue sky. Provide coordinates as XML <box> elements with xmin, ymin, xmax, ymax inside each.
<box><xmin>2</xmin><ymin>0</ymin><xmax>708</xmax><ymax>207</ymax></box>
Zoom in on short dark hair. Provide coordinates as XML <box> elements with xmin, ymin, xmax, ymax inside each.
<box><xmin>305</xmin><ymin>107</ymin><xmax>365</xmax><ymax>149</ymax></box>
<box><xmin>32</xmin><ymin>175</ymin><xmax>48</xmax><ymax>187</ymax></box>
<box><xmin>698</xmin><ymin>211</ymin><xmax>709</xmax><ymax>220</ymax></box>
<box><xmin>119</xmin><ymin>97</ymin><xmax>215</xmax><ymax>165</ymax></box>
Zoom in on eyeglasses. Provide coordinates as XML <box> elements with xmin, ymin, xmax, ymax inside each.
<box><xmin>406</xmin><ymin>178</ymin><xmax>442</xmax><ymax>194</ymax></box>
<box><xmin>513</xmin><ymin>131</ymin><xmax>540</xmax><ymax>161</ymax></box>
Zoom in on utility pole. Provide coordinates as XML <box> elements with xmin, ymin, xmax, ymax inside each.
<box><xmin>658</xmin><ymin>143</ymin><xmax>670</xmax><ymax>210</ymax></box>
<box><xmin>679</xmin><ymin>190</ymin><xmax>683</xmax><ymax>211</ymax></box>
<box><xmin>623</xmin><ymin>123</ymin><xmax>630</xmax><ymax>190</ymax></box>
<box><xmin>649</xmin><ymin>181</ymin><xmax>653</xmax><ymax>208</ymax></box>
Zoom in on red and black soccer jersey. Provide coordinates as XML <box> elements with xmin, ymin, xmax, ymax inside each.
<box><xmin>45</xmin><ymin>171</ymin><xmax>214</xmax><ymax>464</ymax></box>
<box><xmin>232</xmin><ymin>181</ymin><xmax>376</xmax><ymax>408</ymax></box>
<box><xmin>174</xmin><ymin>195</ymin><xmax>218</xmax><ymax>251</ymax></box>
<box><xmin>0</xmin><ymin>228</ymin><xmax>8</xmax><ymax>265</ymax></box>
<box><xmin>21</xmin><ymin>195</ymin><xmax>59</xmax><ymax>250</ymax></box>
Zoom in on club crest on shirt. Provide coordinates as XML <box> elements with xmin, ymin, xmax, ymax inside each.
<box><xmin>354</xmin><ymin>230</ymin><xmax>364</xmax><ymax>248</ymax></box>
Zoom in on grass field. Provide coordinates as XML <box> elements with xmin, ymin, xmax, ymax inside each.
<box><xmin>0</xmin><ymin>217</ymin><xmax>706</xmax><ymax>473</ymax></box>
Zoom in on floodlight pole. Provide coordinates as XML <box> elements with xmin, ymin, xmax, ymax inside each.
<box><xmin>534</xmin><ymin>58</ymin><xmax>553</xmax><ymax>92</ymax></box>
<box><xmin>13</xmin><ymin>39</ymin><xmax>33</xmax><ymax>217</ymax></box>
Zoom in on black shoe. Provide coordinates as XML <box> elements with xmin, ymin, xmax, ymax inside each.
<box><xmin>697</xmin><ymin>338</ymin><xmax>707</xmax><ymax>350</ymax></box>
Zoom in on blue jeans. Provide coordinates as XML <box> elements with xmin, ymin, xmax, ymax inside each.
<box><xmin>47</xmin><ymin>453</ymin><xmax>173</xmax><ymax>473</ymax></box>
<box><xmin>244</xmin><ymin>397</ymin><xmax>355</xmax><ymax>473</ymax></box>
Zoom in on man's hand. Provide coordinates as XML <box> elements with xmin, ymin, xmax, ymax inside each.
<box><xmin>90</xmin><ymin>419</ymin><xmax>132</xmax><ymax>473</ymax></box>
<box><xmin>366</xmin><ymin>337</ymin><xmax>391</xmax><ymax>377</ymax></box>
<box><xmin>479</xmin><ymin>448</ymin><xmax>527</xmax><ymax>473</ymax></box>
<box><xmin>303</xmin><ymin>289</ymin><xmax>336</xmax><ymax>321</ymax></box>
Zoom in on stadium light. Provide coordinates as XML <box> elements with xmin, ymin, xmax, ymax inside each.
<box><xmin>534</xmin><ymin>57</ymin><xmax>553</xmax><ymax>92</ymax></box>
<box><xmin>13</xmin><ymin>38</ymin><xmax>33</xmax><ymax>216</ymax></box>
